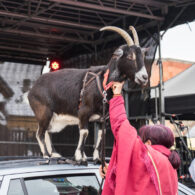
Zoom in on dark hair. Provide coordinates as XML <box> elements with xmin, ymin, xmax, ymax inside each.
<box><xmin>139</xmin><ymin>124</ymin><xmax>181</xmax><ymax>169</ymax></box>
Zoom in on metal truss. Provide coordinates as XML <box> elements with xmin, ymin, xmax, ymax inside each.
<box><xmin>0</xmin><ymin>0</ymin><xmax>194</xmax><ymax>64</ymax></box>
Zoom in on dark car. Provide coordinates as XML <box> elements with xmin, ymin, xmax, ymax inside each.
<box><xmin>0</xmin><ymin>157</ymin><xmax>194</xmax><ymax>195</ymax></box>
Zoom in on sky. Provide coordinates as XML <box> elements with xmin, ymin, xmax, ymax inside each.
<box><xmin>155</xmin><ymin>21</ymin><xmax>195</xmax><ymax>62</ymax></box>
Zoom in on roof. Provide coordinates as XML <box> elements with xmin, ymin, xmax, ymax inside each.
<box><xmin>150</xmin><ymin>58</ymin><xmax>193</xmax><ymax>87</ymax></box>
<box><xmin>149</xmin><ymin>63</ymin><xmax>195</xmax><ymax>117</ymax></box>
<box><xmin>0</xmin><ymin>0</ymin><xmax>195</xmax><ymax>65</ymax></box>
<box><xmin>0</xmin><ymin>76</ymin><xmax>14</xmax><ymax>99</ymax></box>
<box><xmin>151</xmin><ymin>63</ymin><xmax>195</xmax><ymax>98</ymax></box>
<box><xmin>187</xmin><ymin>125</ymin><xmax>195</xmax><ymax>138</ymax></box>
<box><xmin>164</xmin><ymin>64</ymin><xmax>195</xmax><ymax>97</ymax></box>
<box><xmin>0</xmin><ymin>62</ymin><xmax>42</xmax><ymax>116</ymax></box>
<box><xmin>0</xmin><ymin>111</ymin><xmax>6</xmax><ymax>126</ymax></box>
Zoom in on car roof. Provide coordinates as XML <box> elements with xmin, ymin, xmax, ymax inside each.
<box><xmin>1</xmin><ymin>157</ymin><xmax>195</xmax><ymax>195</ymax></box>
<box><xmin>0</xmin><ymin>157</ymin><xmax>100</xmax><ymax>177</ymax></box>
<box><xmin>178</xmin><ymin>182</ymin><xmax>195</xmax><ymax>194</ymax></box>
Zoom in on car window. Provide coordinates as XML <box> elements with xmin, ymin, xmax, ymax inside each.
<box><xmin>8</xmin><ymin>179</ymin><xmax>24</xmax><ymax>195</ymax></box>
<box><xmin>24</xmin><ymin>174</ymin><xmax>100</xmax><ymax>195</ymax></box>
<box><xmin>178</xmin><ymin>190</ymin><xmax>188</xmax><ymax>195</ymax></box>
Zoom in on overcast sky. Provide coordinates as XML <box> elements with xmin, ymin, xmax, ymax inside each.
<box><xmin>155</xmin><ymin>21</ymin><xmax>195</xmax><ymax>62</ymax></box>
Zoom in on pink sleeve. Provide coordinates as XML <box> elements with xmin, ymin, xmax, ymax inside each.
<box><xmin>109</xmin><ymin>96</ymin><xmax>128</xmax><ymax>137</ymax></box>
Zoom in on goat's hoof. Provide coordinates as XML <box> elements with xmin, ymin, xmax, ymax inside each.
<box><xmin>57</xmin><ymin>158</ymin><xmax>77</xmax><ymax>165</ymax></box>
<box><xmin>43</xmin><ymin>155</ymin><xmax>50</xmax><ymax>159</ymax></box>
<box><xmin>57</xmin><ymin>159</ymin><xmax>66</xmax><ymax>164</ymax></box>
<box><xmin>74</xmin><ymin>160</ymin><xmax>82</xmax><ymax>165</ymax></box>
<box><xmin>74</xmin><ymin>160</ymin><xmax>88</xmax><ymax>166</ymax></box>
<box><xmin>81</xmin><ymin>160</ymin><xmax>88</xmax><ymax>166</ymax></box>
<box><xmin>72</xmin><ymin>156</ymin><xmax>88</xmax><ymax>166</ymax></box>
<box><xmin>50</xmin><ymin>152</ymin><xmax>62</xmax><ymax>158</ymax></box>
<box><xmin>60</xmin><ymin>158</ymin><xmax>75</xmax><ymax>165</ymax></box>
<box><xmin>93</xmin><ymin>159</ymin><xmax>101</xmax><ymax>165</ymax></box>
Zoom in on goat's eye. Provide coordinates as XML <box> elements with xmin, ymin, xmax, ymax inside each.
<box><xmin>127</xmin><ymin>54</ymin><xmax>131</xmax><ymax>60</ymax></box>
<box><xmin>127</xmin><ymin>53</ymin><xmax>136</xmax><ymax>60</ymax></box>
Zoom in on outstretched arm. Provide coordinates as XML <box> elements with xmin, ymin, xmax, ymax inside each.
<box><xmin>109</xmin><ymin>96</ymin><xmax>127</xmax><ymax>136</ymax></box>
<box><xmin>109</xmin><ymin>82</ymin><xmax>127</xmax><ymax>137</ymax></box>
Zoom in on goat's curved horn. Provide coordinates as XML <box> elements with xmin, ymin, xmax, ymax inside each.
<box><xmin>129</xmin><ymin>26</ymin><xmax>139</xmax><ymax>46</ymax></box>
<box><xmin>100</xmin><ymin>26</ymin><xmax>134</xmax><ymax>46</ymax></box>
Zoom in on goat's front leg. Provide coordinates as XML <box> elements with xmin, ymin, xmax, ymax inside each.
<box><xmin>93</xmin><ymin>129</ymin><xmax>102</xmax><ymax>164</ymax></box>
<box><xmin>74</xmin><ymin>128</ymin><xmax>89</xmax><ymax>163</ymax></box>
<box><xmin>36</xmin><ymin>126</ymin><xmax>50</xmax><ymax>158</ymax></box>
<box><xmin>75</xmin><ymin>106</ymin><xmax>91</xmax><ymax>164</ymax></box>
<box><xmin>45</xmin><ymin>131</ymin><xmax>62</xmax><ymax>158</ymax></box>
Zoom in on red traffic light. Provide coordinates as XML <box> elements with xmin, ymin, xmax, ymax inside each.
<box><xmin>50</xmin><ymin>61</ymin><xmax>60</xmax><ymax>71</ymax></box>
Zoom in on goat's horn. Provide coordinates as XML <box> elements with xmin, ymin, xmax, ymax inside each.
<box><xmin>100</xmin><ymin>26</ymin><xmax>134</xmax><ymax>46</ymax></box>
<box><xmin>129</xmin><ymin>26</ymin><xmax>139</xmax><ymax>46</ymax></box>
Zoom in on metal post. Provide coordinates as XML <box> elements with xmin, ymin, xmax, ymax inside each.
<box><xmin>94</xmin><ymin>122</ymin><xmax>99</xmax><ymax>147</ymax></box>
<box><xmin>158</xmin><ymin>25</ymin><xmax>165</xmax><ymax>124</ymax></box>
<box><xmin>124</xmin><ymin>81</ymin><xmax>129</xmax><ymax>118</ymax></box>
<box><xmin>154</xmin><ymin>87</ymin><xmax>158</xmax><ymax>123</ymax></box>
<box><xmin>94</xmin><ymin>44</ymin><xmax>97</xmax><ymax>61</ymax></box>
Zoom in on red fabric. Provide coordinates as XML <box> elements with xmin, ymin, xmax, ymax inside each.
<box><xmin>102</xmin><ymin>69</ymin><xmax>113</xmax><ymax>91</ymax></box>
<box><xmin>102</xmin><ymin>96</ymin><xmax>178</xmax><ymax>195</ymax></box>
<box><xmin>151</xmin><ymin>145</ymin><xmax>171</xmax><ymax>158</ymax></box>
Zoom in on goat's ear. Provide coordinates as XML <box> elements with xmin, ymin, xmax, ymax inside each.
<box><xmin>141</xmin><ymin>47</ymin><xmax>150</xmax><ymax>55</ymax></box>
<box><xmin>112</xmin><ymin>48</ymin><xmax>123</xmax><ymax>60</ymax></box>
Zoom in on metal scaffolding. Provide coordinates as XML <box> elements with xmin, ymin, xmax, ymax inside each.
<box><xmin>0</xmin><ymin>0</ymin><xmax>194</xmax><ymax>64</ymax></box>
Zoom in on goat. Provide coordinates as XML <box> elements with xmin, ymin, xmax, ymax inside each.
<box><xmin>28</xmin><ymin>26</ymin><xmax>149</xmax><ymax>164</ymax></box>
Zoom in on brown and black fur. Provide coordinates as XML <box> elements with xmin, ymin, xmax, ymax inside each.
<box><xmin>28</xmin><ymin>44</ymin><xmax>148</xmax><ymax>163</ymax></box>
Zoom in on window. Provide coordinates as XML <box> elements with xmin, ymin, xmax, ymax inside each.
<box><xmin>178</xmin><ymin>190</ymin><xmax>188</xmax><ymax>195</ymax></box>
<box><xmin>8</xmin><ymin>179</ymin><xmax>24</xmax><ymax>195</ymax></box>
<box><xmin>24</xmin><ymin>174</ymin><xmax>100</xmax><ymax>195</ymax></box>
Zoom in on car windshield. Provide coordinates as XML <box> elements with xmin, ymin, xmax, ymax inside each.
<box><xmin>178</xmin><ymin>190</ymin><xmax>188</xmax><ymax>195</ymax></box>
<box><xmin>24</xmin><ymin>174</ymin><xmax>100</xmax><ymax>195</ymax></box>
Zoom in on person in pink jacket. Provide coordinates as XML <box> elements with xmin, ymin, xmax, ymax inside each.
<box><xmin>100</xmin><ymin>82</ymin><xmax>180</xmax><ymax>195</ymax></box>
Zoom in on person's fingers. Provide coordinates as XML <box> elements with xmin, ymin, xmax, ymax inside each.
<box><xmin>100</xmin><ymin>171</ymin><xmax>105</xmax><ymax>178</ymax></box>
<box><xmin>112</xmin><ymin>84</ymin><xmax>117</xmax><ymax>90</ymax></box>
<box><xmin>112</xmin><ymin>82</ymin><xmax>124</xmax><ymax>87</ymax></box>
<box><xmin>113</xmin><ymin>86</ymin><xmax>117</xmax><ymax>90</ymax></box>
<box><xmin>99</xmin><ymin>166</ymin><xmax>105</xmax><ymax>178</ymax></box>
<box><xmin>101</xmin><ymin>173</ymin><xmax>105</xmax><ymax>178</ymax></box>
<box><xmin>99</xmin><ymin>165</ymin><xmax>102</xmax><ymax>173</ymax></box>
<box><xmin>100</xmin><ymin>171</ymin><xmax>104</xmax><ymax>178</ymax></box>
<box><xmin>99</xmin><ymin>164</ymin><xmax>108</xmax><ymax>178</ymax></box>
<box><xmin>113</xmin><ymin>81</ymin><xmax>124</xmax><ymax>85</ymax></box>
<box><xmin>112</xmin><ymin>82</ymin><xmax>124</xmax><ymax>95</ymax></box>
<box><xmin>103</xmin><ymin>167</ymin><xmax>107</xmax><ymax>173</ymax></box>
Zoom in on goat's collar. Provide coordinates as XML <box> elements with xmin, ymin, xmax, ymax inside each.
<box><xmin>103</xmin><ymin>69</ymin><xmax>113</xmax><ymax>91</ymax></box>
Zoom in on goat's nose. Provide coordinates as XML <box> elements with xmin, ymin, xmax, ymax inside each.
<box><xmin>142</xmin><ymin>74</ymin><xmax>148</xmax><ymax>80</ymax></box>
